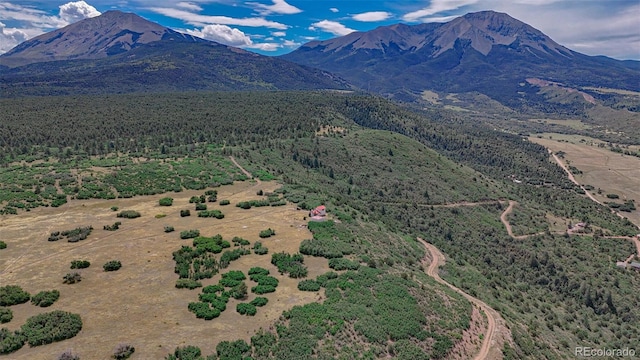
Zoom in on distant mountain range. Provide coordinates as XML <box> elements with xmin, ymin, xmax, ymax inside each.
<box><xmin>0</xmin><ymin>11</ymin><xmax>350</xmax><ymax>96</ymax></box>
<box><xmin>1</xmin><ymin>9</ymin><xmax>638</xmax><ymax>110</ymax></box>
<box><xmin>282</xmin><ymin>11</ymin><xmax>640</xmax><ymax>108</ymax></box>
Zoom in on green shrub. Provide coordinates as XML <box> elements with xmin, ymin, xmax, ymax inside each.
<box><xmin>189</xmin><ymin>195</ymin><xmax>205</xmax><ymax>204</ymax></box>
<box><xmin>197</xmin><ymin>210</ymin><xmax>224</xmax><ymax>219</ymax></box>
<box><xmin>103</xmin><ymin>260</ymin><xmax>122</xmax><ymax>272</ymax></box>
<box><xmin>103</xmin><ymin>221</ymin><xmax>122</xmax><ymax>231</ymax></box>
<box><xmin>117</xmin><ymin>210</ymin><xmax>140</xmax><ymax>219</ymax></box>
<box><xmin>51</xmin><ymin>226</ymin><xmax>93</xmax><ymax>243</ymax></box>
<box><xmin>63</xmin><ymin>272</ymin><xmax>82</xmax><ymax>284</ymax></box>
<box><xmin>31</xmin><ymin>290</ymin><xmax>60</xmax><ymax>307</ymax></box>
<box><xmin>112</xmin><ymin>343</ymin><xmax>135</xmax><ymax>359</ymax></box>
<box><xmin>271</xmin><ymin>252</ymin><xmax>307</xmax><ymax>278</ymax></box>
<box><xmin>250</xmin><ymin>297</ymin><xmax>268</xmax><ymax>307</ymax></box>
<box><xmin>222</xmin><ymin>270</ymin><xmax>246</xmax><ymax>281</ymax></box>
<box><xmin>164</xmin><ymin>226</ymin><xmax>175</xmax><ymax>233</ymax></box>
<box><xmin>159</xmin><ymin>197</ymin><xmax>174</xmax><ymax>206</ymax></box>
<box><xmin>328</xmin><ymin>258</ymin><xmax>360</xmax><ymax>271</ymax></box>
<box><xmin>175</xmin><ymin>279</ymin><xmax>202</xmax><ymax>289</ymax></box>
<box><xmin>180</xmin><ymin>229</ymin><xmax>200</xmax><ymax>239</ymax></box>
<box><xmin>229</xmin><ymin>283</ymin><xmax>248</xmax><ymax>300</ymax></box>
<box><xmin>236</xmin><ymin>303</ymin><xmax>257</xmax><ymax>316</ymax></box>
<box><xmin>180</xmin><ymin>209</ymin><xmax>191</xmax><ymax>217</ymax></box>
<box><xmin>232</xmin><ymin>237</ymin><xmax>251</xmax><ymax>246</ymax></box>
<box><xmin>216</xmin><ymin>340</ymin><xmax>251</xmax><ymax>359</ymax></box>
<box><xmin>0</xmin><ymin>328</ymin><xmax>25</xmax><ymax>354</ymax></box>
<box><xmin>220</xmin><ymin>200</ymin><xmax>230</xmax><ymax>206</ymax></box>
<box><xmin>202</xmin><ymin>285</ymin><xmax>224</xmax><ymax>294</ymax></box>
<box><xmin>188</xmin><ymin>302</ymin><xmax>220</xmax><ymax>320</ymax></box>
<box><xmin>248</xmin><ymin>267</ymin><xmax>270</xmax><ymax>277</ymax></box>
<box><xmin>219</xmin><ymin>277</ymin><xmax>242</xmax><ymax>288</ymax></box>
<box><xmin>70</xmin><ymin>260</ymin><xmax>90</xmax><ymax>269</ymax></box>
<box><xmin>250</xmin><ymin>275</ymin><xmax>279</xmax><ymax>287</ymax></box>
<box><xmin>0</xmin><ymin>241</ymin><xmax>6</xmax><ymax>250</ymax></box>
<box><xmin>195</xmin><ymin>203</ymin><xmax>207</xmax><ymax>211</ymax></box>
<box><xmin>0</xmin><ymin>286</ymin><xmax>30</xmax><ymax>306</ymax></box>
<box><xmin>165</xmin><ymin>345</ymin><xmax>203</xmax><ymax>360</ymax></box>
<box><xmin>58</xmin><ymin>349</ymin><xmax>80</xmax><ymax>360</ymax></box>
<box><xmin>606</xmin><ymin>193</ymin><xmax>620</xmax><ymax>199</ymax></box>
<box><xmin>251</xmin><ymin>285</ymin><xmax>276</xmax><ymax>294</ymax></box>
<box><xmin>21</xmin><ymin>310</ymin><xmax>82</xmax><ymax>346</ymax></box>
<box><xmin>259</xmin><ymin>228</ymin><xmax>276</xmax><ymax>238</ymax></box>
<box><xmin>110</xmin><ymin>206</ymin><xmax>119</xmax><ymax>211</ymax></box>
<box><xmin>298</xmin><ymin>280</ymin><xmax>321</xmax><ymax>292</ymax></box>
<box><xmin>252</xmin><ymin>241</ymin><xmax>268</xmax><ymax>255</ymax></box>
<box><xmin>0</xmin><ymin>308</ymin><xmax>12</xmax><ymax>324</ymax></box>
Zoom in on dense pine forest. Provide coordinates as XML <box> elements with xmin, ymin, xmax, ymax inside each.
<box><xmin>1</xmin><ymin>91</ymin><xmax>638</xmax><ymax>359</ymax></box>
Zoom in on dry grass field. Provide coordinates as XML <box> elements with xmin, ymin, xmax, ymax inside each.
<box><xmin>530</xmin><ymin>135</ymin><xmax>640</xmax><ymax>227</ymax></box>
<box><xmin>0</xmin><ymin>180</ymin><xmax>330</xmax><ymax>359</ymax></box>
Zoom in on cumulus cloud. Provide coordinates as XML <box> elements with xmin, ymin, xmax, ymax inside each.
<box><xmin>271</xmin><ymin>31</ymin><xmax>286</xmax><ymax>37</ymax></box>
<box><xmin>176</xmin><ymin>2</ymin><xmax>203</xmax><ymax>12</ymax></box>
<box><xmin>403</xmin><ymin>0</ymin><xmax>478</xmax><ymax>22</ymax></box>
<box><xmin>309</xmin><ymin>20</ymin><xmax>355</xmax><ymax>36</ymax></box>
<box><xmin>58</xmin><ymin>1</ymin><xmax>101</xmax><ymax>24</ymax></box>
<box><xmin>149</xmin><ymin>7</ymin><xmax>288</xmax><ymax>29</ymax></box>
<box><xmin>187</xmin><ymin>24</ymin><xmax>252</xmax><ymax>46</ymax></box>
<box><xmin>248</xmin><ymin>0</ymin><xmax>302</xmax><ymax>15</ymax></box>
<box><xmin>246</xmin><ymin>42</ymin><xmax>280</xmax><ymax>51</ymax></box>
<box><xmin>329</xmin><ymin>8</ymin><xmax>339</xmax><ymax>13</ymax></box>
<box><xmin>352</xmin><ymin>11</ymin><xmax>391</xmax><ymax>22</ymax></box>
<box><xmin>0</xmin><ymin>21</ymin><xmax>28</xmax><ymax>53</ymax></box>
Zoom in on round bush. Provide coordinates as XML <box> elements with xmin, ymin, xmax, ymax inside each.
<box><xmin>0</xmin><ymin>285</ymin><xmax>31</xmax><ymax>306</ymax></box>
<box><xmin>0</xmin><ymin>241</ymin><xmax>6</xmax><ymax>249</ymax></box>
<box><xmin>21</xmin><ymin>310</ymin><xmax>82</xmax><ymax>346</ymax></box>
<box><xmin>159</xmin><ymin>197</ymin><xmax>174</xmax><ymax>206</ymax></box>
<box><xmin>31</xmin><ymin>290</ymin><xmax>60</xmax><ymax>307</ymax></box>
<box><xmin>103</xmin><ymin>260</ymin><xmax>122</xmax><ymax>272</ymax></box>
<box><xmin>236</xmin><ymin>303</ymin><xmax>257</xmax><ymax>316</ymax></box>
<box><xmin>0</xmin><ymin>307</ymin><xmax>13</xmax><ymax>324</ymax></box>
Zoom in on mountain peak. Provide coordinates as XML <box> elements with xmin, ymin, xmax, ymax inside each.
<box><xmin>0</xmin><ymin>10</ymin><xmax>205</xmax><ymax>67</ymax></box>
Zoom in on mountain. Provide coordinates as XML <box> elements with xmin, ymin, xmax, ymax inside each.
<box><xmin>0</xmin><ymin>11</ymin><xmax>350</xmax><ymax>96</ymax></box>
<box><xmin>282</xmin><ymin>11</ymin><xmax>640</xmax><ymax>108</ymax></box>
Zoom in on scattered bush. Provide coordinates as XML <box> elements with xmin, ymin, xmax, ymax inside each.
<box><xmin>229</xmin><ymin>283</ymin><xmax>248</xmax><ymax>300</ymax></box>
<box><xmin>253</xmin><ymin>241</ymin><xmax>269</xmax><ymax>255</ymax></box>
<box><xmin>164</xmin><ymin>226</ymin><xmax>175</xmax><ymax>233</ymax></box>
<box><xmin>236</xmin><ymin>199</ymin><xmax>270</xmax><ymax>209</ymax></box>
<box><xmin>112</xmin><ymin>343</ymin><xmax>135</xmax><ymax>359</ymax></box>
<box><xmin>197</xmin><ymin>210</ymin><xmax>224</xmax><ymax>219</ymax></box>
<box><xmin>202</xmin><ymin>285</ymin><xmax>224</xmax><ymax>294</ymax></box>
<box><xmin>110</xmin><ymin>206</ymin><xmax>119</xmax><ymax>211</ymax></box>
<box><xmin>0</xmin><ymin>308</ymin><xmax>12</xmax><ymax>324</ymax></box>
<box><xmin>189</xmin><ymin>195</ymin><xmax>205</xmax><ymax>204</ymax></box>
<box><xmin>49</xmin><ymin>226</ymin><xmax>93</xmax><ymax>242</ymax></box>
<box><xmin>188</xmin><ymin>302</ymin><xmax>220</xmax><ymax>320</ymax></box>
<box><xmin>248</xmin><ymin>267</ymin><xmax>270</xmax><ymax>277</ymax></box>
<box><xmin>103</xmin><ymin>221</ymin><xmax>122</xmax><ymax>231</ymax></box>
<box><xmin>193</xmin><ymin>235</ymin><xmax>229</xmax><ymax>253</ymax></box>
<box><xmin>103</xmin><ymin>260</ymin><xmax>122</xmax><ymax>272</ymax></box>
<box><xmin>21</xmin><ymin>310</ymin><xmax>82</xmax><ymax>346</ymax></box>
<box><xmin>70</xmin><ymin>260</ymin><xmax>90</xmax><ymax>269</ymax></box>
<box><xmin>606</xmin><ymin>193</ymin><xmax>620</xmax><ymax>199</ymax></box>
<box><xmin>180</xmin><ymin>209</ymin><xmax>191</xmax><ymax>217</ymax></box>
<box><xmin>159</xmin><ymin>197</ymin><xmax>174</xmax><ymax>206</ymax></box>
<box><xmin>216</xmin><ymin>340</ymin><xmax>251</xmax><ymax>359</ymax></box>
<box><xmin>180</xmin><ymin>229</ymin><xmax>200</xmax><ymax>239</ymax></box>
<box><xmin>250</xmin><ymin>297</ymin><xmax>268</xmax><ymax>307</ymax></box>
<box><xmin>271</xmin><ymin>252</ymin><xmax>307</xmax><ymax>278</ymax></box>
<box><xmin>236</xmin><ymin>303</ymin><xmax>257</xmax><ymax>316</ymax></box>
<box><xmin>58</xmin><ymin>349</ymin><xmax>80</xmax><ymax>360</ymax></box>
<box><xmin>0</xmin><ymin>328</ymin><xmax>25</xmax><ymax>354</ymax></box>
<box><xmin>175</xmin><ymin>279</ymin><xmax>202</xmax><ymax>290</ymax></box>
<box><xmin>155</xmin><ymin>214</ymin><xmax>167</xmax><ymax>218</ymax></box>
<box><xmin>195</xmin><ymin>203</ymin><xmax>207</xmax><ymax>211</ymax></box>
<box><xmin>219</xmin><ymin>249</ymin><xmax>250</xmax><ymax>268</ymax></box>
<box><xmin>298</xmin><ymin>280</ymin><xmax>321</xmax><ymax>292</ymax></box>
<box><xmin>219</xmin><ymin>200</ymin><xmax>230</xmax><ymax>206</ymax></box>
<box><xmin>232</xmin><ymin>237</ymin><xmax>251</xmax><ymax>246</ymax></box>
<box><xmin>166</xmin><ymin>345</ymin><xmax>202</xmax><ymax>360</ymax></box>
<box><xmin>251</xmin><ymin>285</ymin><xmax>276</xmax><ymax>294</ymax></box>
<box><xmin>0</xmin><ymin>241</ymin><xmax>6</xmax><ymax>250</ymax></box>
<box><xmin>259</xmin><ymin>228</ymin><xmax>276</xmax><ymax>238</ymax></box>
<box><xmin>63</xmin><ymin>272</ymin><xmax>82</xmax><ymax>284</ymax></box>
<box><xmin>117</xmin><ymin>210</ymin><xmax>140</xmax><ymax>219</ymax></box>
<box><xmin>31</xmin><ymin>290</ymin><xmax>60</xmax><ymax>307</ymax></box>
<box><xmin>328</xmin><ymin>258</ymin><xmax>360</xmax><ymax>271</ymax></box>
<box><xmin>0</xmin><ymin>285</ymin><xmax>30</xmax><ymax>306</ymax></box>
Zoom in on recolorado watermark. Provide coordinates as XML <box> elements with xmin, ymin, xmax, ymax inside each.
<box><xmin>575</xmin><ymin>347</ymin><xmax>636</xmax><ymax>357</ymax></box>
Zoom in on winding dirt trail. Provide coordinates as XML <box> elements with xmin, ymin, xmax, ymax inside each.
<box><xmin>551</xmin><ymin>151</ymin><xmax>603</xmax><ymax>205</ymax></box>
<box><xmin>418</xmin><ymin>237</ymin><xmax>511</xmax><ymax>360</ymax></box>
<box><xmin>229</xmin><ymin>156</ymin><xmax>261</xmax><ymax>185</ymax></box>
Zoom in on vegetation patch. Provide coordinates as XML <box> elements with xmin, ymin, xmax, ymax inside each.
<box><xmin>103</xmin><ymin>260</ymin><xmax>122</xmax><ymax>272</ymax></box>
<box><xmin>103</xmin><ymin>221</ymin><xmax>122</xmax><ymax>231</ymax></box>
<box><xmin>63</xmin><ymin>272</ymin><xmax>82</xmax><ymax>284</ymax></box>
<box><xmin>48</xmin><ymin>226</ymin><xmax>93</xmax><ymax>242</ymax></box>
<box><xmin>112</xmin><ymin>343</ymin><xmax>135</xmax><ymax>359</ymax></box>
<box><xmin>117</xmin><ymin>210</ymin><xmax>141</xmax><ymax>219</ymax></box>
<box><xmin>253</xmin><ymin>241</ymin><xmax>268</xmax><ymax>255</ymax></box>
<box><xmin>31</xmin><ymin>290</ymin><xmax>60</xmax><ymax>307</ymax></box>
<box><xmin>70</xmin><ymin>260</ymin><xmax>90</xmax><ymax>269</ymax></box>
<box><xmin>21</xmin><ymin>310</ymin><xmax>82</xmax><ymax>347</ymax></box>
<box><xmin>159</xmin><ymin>197</ymin><xmax>174</xmax><ymax>206</ymax></box>
<box><xmin>271</xmin><ymin>252</ymin><xmax>308</xmax><ymax>278</ymax></box>
<box><xmin>197</xmin><ymin>209</ymin><xmax>224</xmax><ymax>219</ymax></box>
<box><xmin>180</xmin><ymin>229</ymin><xmax>200</xmax><ymax>239</ymax></box>
<box><xmin>0</xmin><ymin>285</ymin><xmax>30</xmax><ymax>306</ymax></box>
<box><xmin>259</xmin><ymin>228</ymin><xmax>275</xmax><ymax>238</ymax></box>
<box><xmin>0</xmin><ymin>308</ymin><xmax>12</xmax><ymax>324</ymax></box>
<box><xmin>0</xmin><ymin>241</ymin><xmax>6</xmax><ymax>250</ymax></box>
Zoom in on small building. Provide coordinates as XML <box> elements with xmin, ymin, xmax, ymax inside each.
<box><xmin>630</xmin><ymin>262</ymin><xmax>640</xmax><ymax>271</ymax></box>
<box><xmin>309</xmin><ymin>205</ymin><xmax>326</xmax><ymax>217</ymax></box>
<box><xmin>616</xmin><ymin>261</ymin><xmax>628</xmax><ymax>269</ymax></box>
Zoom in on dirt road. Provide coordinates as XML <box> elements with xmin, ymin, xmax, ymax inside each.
<box><xmin>418</xmin><ymin>237</ymin><xmax>511</xmax><ymax>360</ymax></box>
<box><xmin>551</xmin><ymin>152</ymin><xmax>602</xmax><ymax>205</ymax></box>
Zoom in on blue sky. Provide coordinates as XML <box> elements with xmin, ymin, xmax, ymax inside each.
<box><xmin>1</xmin><ymin>0</ymin><xmax>639</xmax><ymax>59</ymax></box>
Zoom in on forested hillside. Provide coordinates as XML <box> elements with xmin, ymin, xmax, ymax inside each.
<box><xmin>1</xmin><ymin>91</ymin><xmax>638</xmax><ymax>359</ymax></box>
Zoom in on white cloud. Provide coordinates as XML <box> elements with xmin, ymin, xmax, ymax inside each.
<box><xmin>352</xmin><ymin>11</ymin><xmax>391</xmax><ymax>22</ymax></box>
<box><xmin>403</xmin><ymin>0</ymin><xmax>478</xmax><ymax>22</ymax></box>
<box><xmin>282</xmin><ymin>39</ymin><xmax>299</xmax><ymax>47</ymax></box>
<box><xmin>149</xmin><ymin>7</ymin><xmax>288</xmax><ymax>29</ymax></box>
<box><xmin>246</xmin><ymin>42</ymin><xmax>280</xmax><ymax>51</ymax></box>
<box><xmin>0</xmin><ymin>21</ymin><xmax>28</xmax><ymax>53</ymax></box>
<box><xmin>176</xmin><ymin>2</ymin><xmax>203</xmax><ymax>12</ymax></box>
<box><xmin>58</xmin><ymin>1</ymin><xmax>101</xmax><ymax>24</ymax></box>
<box><xmin>271</xmin><ymin>31</ymin><xmax>286</xmax><ymax>37</ymax></box>
<box><xmin>187</xmin><ymin>24</ymin><xmax>252</xmax><ymax>46</ymax></box>
<box><xmin>0</xmin><ymin>2</ymin><xmax>66</xmax><ymax>28</ymax></box>
<box><xmin>248</xmin><ymin>0</ymin><xmax>302</xmax><ymax>15</ymax></box>
<box><xmin>309</xmin><ymin>20</ymin><xmax>355</xmax><ymax>36</ymax></box>
<box><xmin>330</xmin><ymin>8</ymin><xmax>339</xmax><ymax>13</ymax></box>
